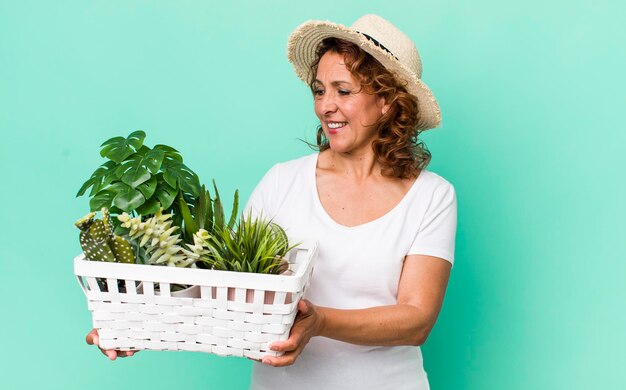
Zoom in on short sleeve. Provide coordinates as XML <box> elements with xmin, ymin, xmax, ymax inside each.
<box><xmin>408</xmin><ymin>182</ymin><xmax>457</xmax><ymax>266</ymax></box>
<box><xmin>243</xmin><ymin>164</ymin><xmax>281</xmax><ymax>220</ymax></box>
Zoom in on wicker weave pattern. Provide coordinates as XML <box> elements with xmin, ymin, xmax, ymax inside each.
<box><xmin>75</xmin><ymin>240</ymin><xmax>317</xmax><ymax>359</ymax></box>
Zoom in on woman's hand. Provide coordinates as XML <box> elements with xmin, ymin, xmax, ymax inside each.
<box><xmin>261</xmin><ymin>299</ymin><xmax>324</xmax><ymax>367</ymax></box>
<box><xmin>85</xmin><ymin>328</ymin><xmax>136</xmax><ymax>360</ymax></box>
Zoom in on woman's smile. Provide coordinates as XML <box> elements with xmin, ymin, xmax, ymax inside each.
<box><xmin>326</xmin><ymin>121</ymin><xmax>348</xmax><ymax>134</ymax></box>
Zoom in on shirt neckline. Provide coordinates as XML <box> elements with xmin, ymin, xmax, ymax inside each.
<box><xmin>309</xmin><ymin>152</ymin><xmax>425</xmax><ymax>231</ymax></box>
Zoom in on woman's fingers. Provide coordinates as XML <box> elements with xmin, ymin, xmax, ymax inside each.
<box><xmin>297</xmin><ymin>299</ymin><xmax>311</xmax><ymax>315</ymax></box>
<box><xmin>269</xmin><ymin>308</ymin><xmax>309</xmax><ymax>353</ymax></box>
<box><xmin>262</xmin><ymin>300</ymin><xmax>320</xmax><ymax>366</ymax></box>
<box><xmin>263</xmin><ymin>351</ymin><xmax>298</xmax><ymax>367</ymax></box>
<box><xmin>86</xmin><ymin>328</ymin><xmax>136</xmax><ymax>360</ymax></box>
<box><xmin>103</xmin><ymin>349</ymin><xmax>117</xmax><ymax>360</ymax></box>
<box><xmin>269</xmin><ymin>327</ymin><xmax>303</xmax><ymax>353</ymax></box>
<box><xmin>264</xmin><ymin>337</ymin><xmax>307</xmax><ymax>366</ymax></box>
<box><xmin>86</xmin><ymin>328</ymin><xmax>98</xmax><ymax>345</ymax></box>
<box><xmin>263</xmin><ymin>338</ymin><xmax>305</xmax><ymax>366</ymax></box>
<box><xmin>103</xmin><ymin>350</ymin><xmax>135</xmax><ymax>360</ymax></box>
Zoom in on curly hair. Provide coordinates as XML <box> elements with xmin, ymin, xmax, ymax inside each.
<box><xmin>308</xmin><ymin>37</ymin><xmax>431</xmax><ymax>179</ymax></box>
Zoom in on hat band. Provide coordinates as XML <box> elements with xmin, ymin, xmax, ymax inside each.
<box><xmin>357</xmin><ymin>32</ymin><xmax>399</xmax><ymax>61</ymax></box>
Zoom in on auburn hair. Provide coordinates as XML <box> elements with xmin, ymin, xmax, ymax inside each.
<box><xmin>308</xmin><ymin>37</ymin><xmax>431</xmax><ymax>179</ymax></box>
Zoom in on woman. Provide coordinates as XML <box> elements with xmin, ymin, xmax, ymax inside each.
<box><xmin>245</xmin><ymin>14</ymin><xmax>457</xmax><ymax>390</ymax></box>
<box><xmin>86</xmin><ymin>14</ymin><xmax>456</xmax><ymax>390</ymax></box>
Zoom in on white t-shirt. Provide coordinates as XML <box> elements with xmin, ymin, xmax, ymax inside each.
<box><xmin>246</xmin><ymin>153</ymin><xmax>457</xmax><ymax>390</ymax></box>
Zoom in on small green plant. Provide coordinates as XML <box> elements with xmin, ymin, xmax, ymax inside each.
<box><xmin>76</xmin><ymin>130</ymin><xmax>201</xmax><ymax>236</ymax></box>
<box><xmin>118</xmin><ymin>210</ymin><xmax>194</xmax><ymax>268</ymax></box>
<box><xmin>177</xmin><ymin>180</ymin><xmax>239</xmax><ymax>245</ymax></box>
<box><xmin>74</xmin><ymin>130</ymin><xmax>295</xmax><ymax>275</ymax></box>
<box><xmin>75</xmin><ymin>208</ymin><xmax>135</xmax><ymax>264</ymax></box>
<box><xmin>195</xmin><ymin>213</ymin><xmax>298</xmax><ymax>274</ymax></box>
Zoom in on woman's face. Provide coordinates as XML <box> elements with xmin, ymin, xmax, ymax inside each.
<box><xmin>312</xmin><ymin>51</ymin><xmax>388</xmax><ymax>155</ymax></box>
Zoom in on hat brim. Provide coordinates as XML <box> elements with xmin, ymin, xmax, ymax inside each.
<box><xmin>287</xmin><ymin>20</ymin><xmax>441</xmax><ymax>130</ymax></box>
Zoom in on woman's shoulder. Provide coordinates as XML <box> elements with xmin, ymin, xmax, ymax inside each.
<box><xmin>276</xmin><ymin>153</ymin><xmax>317</xmax><ymax>170</ymax></box>
<box><xmin>415</xmin><ymin>169</ymin><xmax>456</xmax><ymax>199</ymax></box>
<box><xmin>253</xmin><ymin>153</ymin><xmax>316</xmax><ymax>189</ymax></box>
<box><xmin>418</xmin><ymin>169</ymin><xmax>454</xmax><ymax>188</ymax></box>
<box><xmin>246</xmin><ymin>153</ymin><xmax>317</xmax><ymax>217</ymax></box>
<box><xmin>270</xmin><ymin>153</ymin><xmax>317</xmax><ymax>179</ymax></box>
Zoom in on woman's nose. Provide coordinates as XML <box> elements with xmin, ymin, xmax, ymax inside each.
<box><xmin>322</xmin><ymin>101</ymin><xmax>337</xmax><ymax>115</ymax></box>
<box><xmin>320</xmin><ymin>93</ymin><xmax>338</xmax><ymax>115</ymax></box>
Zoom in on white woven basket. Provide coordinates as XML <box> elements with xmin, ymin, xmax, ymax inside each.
<box><xmin>74</xmin><ymin>239</ymin><xmax>317</xmax><ymax>360</ymax></box>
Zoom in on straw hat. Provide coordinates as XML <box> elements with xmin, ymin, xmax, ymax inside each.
<box><xmin>287</xmin><ymin>14</ymin><xmax>441</xmax><ymax>130</ymax></box>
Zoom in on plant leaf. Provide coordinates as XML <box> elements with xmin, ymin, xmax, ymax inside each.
<box><xmin>212</xmin><ymin>180</ymin><xmax>225</xmax><ymax>232</ymax></box>
<box><xmin>194</xmin><ymin>185</ymin><xmax>209</xmax><ymax>230</ymax></box>
<box><xmin>137</xmin><ymin>176</ymin><xmax>157</xmax><ymax>199</ymax></box>
<box><xmin>162</xmin><ymin>168</ymin><xmax>177</xmax><ymax>189</ymax></box>
<box><xmin>110</xmin><ymin>182</ymin><xmax>145</xmax><ymax>211</ymax></box>
<box><xmin>172</xmin><ymin>211</ymin><xmax>183</xmax><ymax>234</ymax></box>
<box><xmin>100</xmin><ymin>131</ymin><xmax>146</xmax><ymax>163</ymax></box>
<box><xmin>89</xmin><ymin>189</ymin><xmax>116</xmax><ymax>211</ymax></box>
<box><xmin>113</xmin><ymin>224</ymin><xmax>128</xmax><ymax>236</ymax></box>
<box><xmin>154</xmin><ymin>180</ymin><xmax>178</xmax><ymax>210</ymax></box>
<box><xmin>114</xmin><ymin>147</ymin><xmax>155</xmax><ymax>188</ymax></box>
<box><xmin>109</xmin><ymin>205</ymin><xmax>124</xmax><ymax>215</ymax></box>
<box><xmin>162</xmin><ymin>159</ymin><xmax>201</xmax><ymax>196</ymax></box>
<box><xmin>136</xmin><ymin>197</ymin><xmax>161</xmax><ymax>215</ymax></box>
<box><xmin>144</xmin><ymin>148</ymin><xmax>165</xmax><ymax>174</ymax></box>
<box><xmin>154</xmin><ymin>144</ymin><xmax>183</xmax><ymax>162</ymax></box>
<box><xmin>76</xmin><ymin>160</ymin><xmax>118</xmax><ymax>197</ymax></box>
<box><xmin>95</xmin><ymin>165</ymin><xmax>123</xmax><ymax>195</ymax></box>
<box><xmin>205</xmin><ymin>201</ymin><xmax>214</xmax><ymax>234</ymax></box>
<box><xmin>228</xmin><ymin>189</ymin><xmax>239</xmax><ymax>229</ymax></box>
<box><xmin>179</xmin><ymin>196</ymin><xmax>198</xmax><ymax>238</ymax></box>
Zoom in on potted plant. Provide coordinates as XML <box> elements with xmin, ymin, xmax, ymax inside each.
<box><xmin>74</xmin><ymin>130</ymin><xmax>317</xmax><ymax>359</ymax></box>
<box><xmin>74</xmin><ymin>207</ymin><xmax>137</xmax><ymax>293</ymax></box>
<box><xmin>74</xmin><ymin>130</ymin><xmax>239</xmax><ymax>297</ymax></box>
<box><xmin>184</xmin><ymin>212</ymin><xmax>299</xmax><ymax>303</ymax></box>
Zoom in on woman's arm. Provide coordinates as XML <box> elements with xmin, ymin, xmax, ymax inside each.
<box><xmin>263</xmin><ymin>254</ymin><xmax>451</xmax><ymax>366</ymax></box>
<box><xmin>320</xmin><ymin>254</ymin><xmax>451</xmax><ymax>346</ymax></box>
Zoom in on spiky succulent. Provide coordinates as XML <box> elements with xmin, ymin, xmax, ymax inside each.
<box><xmin>196</xmin><ymin>214</ymin><xmax>297</xmax><ymax>274</ymax></box>
<box><xmin>75</xmin><ymin>208</ymin><xmax>135</xmax><ymax>264</ymax></box>
<box><xmin>181</xmin><ymin>229</ymin><xmax>211</xmax><ymax>263</ymax></box>
<box><xmin>118</xmin><ymin>210</ymin><xmax>194</xmax><ymax>267</ymax></box>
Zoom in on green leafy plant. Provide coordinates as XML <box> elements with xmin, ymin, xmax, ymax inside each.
<box><xmin>196</xmin><ymin>213</ymin><xmax>298</xmax><ymax>275</ymax></box>
<box><xmin>76</xmin><ymin>130</ymin><xmax>202</xmax><ymax>236</ymax></box>
<box><xmin>178</xmin><ymin>180</ymin><xmax>239</xmax><ymax>245</ymax></box>
<box><xmin>74</xmin><ymin>130</ymin><xmax>295</xmax><ymax>275</ymax></box>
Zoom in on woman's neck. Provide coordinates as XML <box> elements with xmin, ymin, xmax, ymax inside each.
<box><xmin>319</xmin><ymin>149</ymin><xmax>382</xmax><ymax>181</ymax></box>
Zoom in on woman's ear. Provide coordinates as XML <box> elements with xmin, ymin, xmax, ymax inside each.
<box><xmin>379</xmin><ymin>97</ymin><xmax>390</xmax><ymax>116</ymax></box>
<box><xmin>382</xmin><ymin>103</ymin><xmax>390</xmax><ymax>116</ymax></box>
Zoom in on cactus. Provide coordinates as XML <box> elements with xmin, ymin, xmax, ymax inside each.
<box><xmin>75</xmin><ymin>208</ymin><xmax>135</xmax><ymax>264</ymax></box>
<box><xmin>75</xmin><ymin>212</ymin><xmax>96</xmax><ymax>231</ymax></box>
<box><xmin>109</xmin><ymin>234</ymin><xmax>135</xmax><ymax>264</ymax></box>
<box><xmin>118</xmin><ymin>210</ymin><xmax>194</xmax><ymax>268</ymax></box>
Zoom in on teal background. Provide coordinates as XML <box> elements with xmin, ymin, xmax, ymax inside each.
<box><xmin>1</xmin><ymin>0</ymin><xmax>624</xmax><ymax>388</ymax></box>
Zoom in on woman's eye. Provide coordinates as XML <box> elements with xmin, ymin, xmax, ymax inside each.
<box><xmin>313</xmin><ymin>89</ymin><xmax>324</xmax><ymax>96</ymax></box>
<box><xmin>338</xmin><ymin>89</ymin><xmax>350</xmax><ymax>95</ymax></box>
